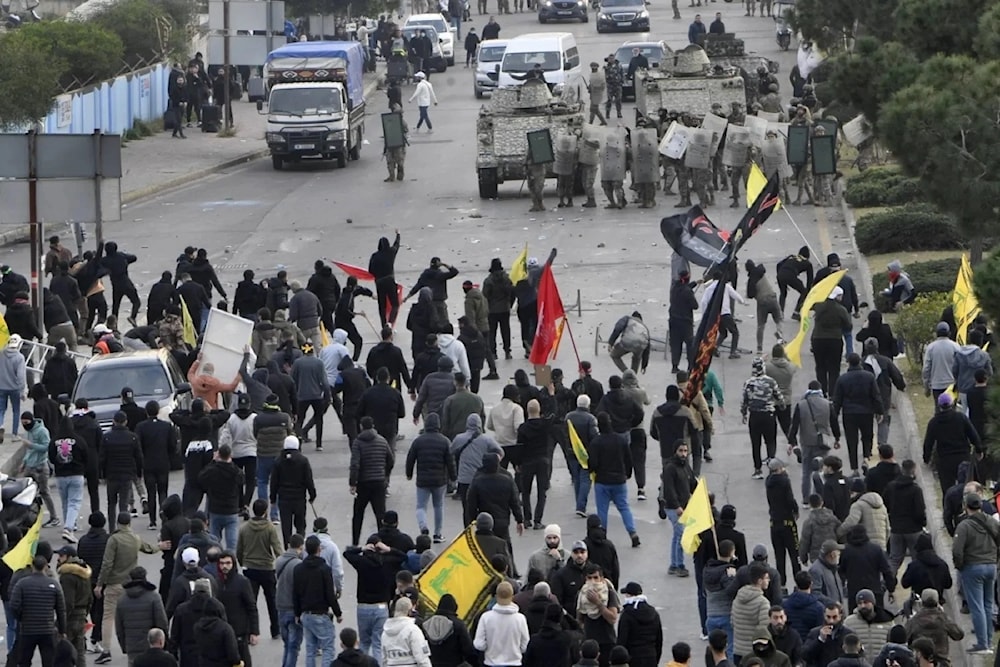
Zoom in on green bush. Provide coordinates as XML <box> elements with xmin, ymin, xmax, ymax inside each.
<box><xmin>895</xmin><ymin>292</ymin><xmax>951</xmax><ymax>367</ymax></box>
<box><xmin>92</xmin><ymin>0</ymin><xmax>172</xmax><ymax>66</ymax></box>
<box><xmin>855</xmin><ymin>204</ymin><xmax>962</xmax><ymax>254</ymax></box>
<box><xmin>0</xmin><ymin>35</ymin><xmax>63</xmax><ymax>129</ymax></box>
<box><xmin>9</xmin><ymin>21</ymin><xmax>124</xmax><ymax>90</ymax></box>
<box><xmin>845</xmin><ymin>167</ymin><xmax>924</xmax><ymax>207</ymax></box>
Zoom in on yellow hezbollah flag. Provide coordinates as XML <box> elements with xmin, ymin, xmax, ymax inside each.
<box><xmin>0</xmin><ymin>312</ymin><xmax>9</xmax><ymax>349</ymax></box>
<box><xmin>567</xmin><ymin>418</ymin><xmax>588</xmax><ymax>469</ymax></box>
<box><xmin>680</xmin><ymin>478</ymin><xmax>714</xmax><ymax>554</ymax></box>
<box><xmin>319</xmin><ymin>323</ymin><xmax>330</xmax><ymax>347</ymax></box>
<box><xmin>180</xmin><ymin>299</ymin><xmax>198</xmax><ymax>348</ymax></box>
<box><xmin>3</xmin><ymin>512</ymin><xmax>43</xmax><ymax>571</ymax></box>
<box><xmin>747</xmin><ymin>162</ymin><xmax>782</xmax><ymax>211</ymax></box>
<box><xmin>417</xmin><ymin>523</ymin><xmax>503</xmax><ymax>624</ymax></box>
<box><xmin>785</xmin><ymin>270</ymin><xmax>847</xmax><ymax>367</ymax></box>
<box><xmin>509</xmin><ymin>244</ymin><xmax>529</xmax><ymax>285</ymax></box>
<box><xmin>952</xmin><ymin>254</ymin><xmax>979</xmax><ymax>345</ymax></box>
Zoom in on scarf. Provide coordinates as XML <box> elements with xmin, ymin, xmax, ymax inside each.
<box><xmin>864</xmin><ymin>355</ymin><xmax>883</xmax><ymax>379</ymax></box>
<box><xmin>623</xmin><ymin>594</ymin><xmax>648</xmax><ymax>608</ymax></box>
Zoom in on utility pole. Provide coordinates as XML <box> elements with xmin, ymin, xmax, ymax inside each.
<box><xmin>27</xmin><ymin>131</ymin><xmax>42</xmax><ymax>332</ymax></box>
<box><xmin>93</xmin><ymin>129</ymin><xmax>104</xmax><ymax>245</ymax></box>
<box><xmin>223</xmin><ymin>0</ymin><xmax>232</xmax><ymax>132</ymax></box>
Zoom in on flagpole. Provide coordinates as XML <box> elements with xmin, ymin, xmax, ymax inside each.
<box><xmin>781</xmin><ymin>208</ymin><xmax>818</xmax><ymax>263</ymax></box>
<box><xmin>562</xmin><ymin>317</ymin><xmax>584</xmax><ymax>374</ymax></box>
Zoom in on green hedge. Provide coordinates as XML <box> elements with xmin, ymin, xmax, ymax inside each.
<box><xmin>872</xmin><ymin>257</ymin><xmax>959</xmax><ymax>311</ymax></box>
<box><xmin>855</xmin><ymin>204</ymin><xmax>962</xmax><ymax>254</ymax></box>
<box><xmin>844</xmin><ymin>167</ymin><xmax>924</xmax><ymax>207</ymax></box>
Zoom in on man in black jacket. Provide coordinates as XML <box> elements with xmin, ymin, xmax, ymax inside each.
<box><xmin>802</xmin><ymin>602</ymin><xmax>849</xmax><ymax>667</ymax></box>
<box><xmin>101</xmin><ymin>411</ymin><xmax>143</xmax><ymax>516</ymax></box>
<box><xmin>100</xmin><ymin>241</ymin><xmax>140</xmax><ymax>326</ymax></box>
<box><xmin>78</xmin><ymin>512</ymin><xmax>110</xmax><ymax>654</ymax></box>
<box><xmin>404</xmin><ymin>257</ymin><xmax>460</xmax><ymax>325</ymax></box>
<box><xmin>831</xmin><ymin>354</ymin><xmax>883</xmax><ymax>475</ymax></box>
<box><xmin>517</xmin><ymin>399</ymin><xmax>555</xmax><ymax>529</ymax></box>
<box><xmin>365</xmin><ymin>327</ymin><xmax>412</xmax><ymax>393</ymax></box>
<box><xmin>922</xmin><ymin>392</ymin><xmax>983</xmax><ymax>493</ymax></box>
<box><xmin>589</xmin><ymin>413</ymin><xmax>639</xmax><ymax>548</ymax></box>
<box><xmin>464</xmin><ymin>453</ymin><xmax>524</xmax><ymax>561</ymax></box>
<box><xmin>668</xmin><ymin>271</ymin><xmax>699</xmax><ymax>372</ymax></box>
<box><xmin>405</xmin><ymin>413</ymin><xmax>456</xmax><ymax>542</ymax></box>
<box><xmin>146</xmin><ymin>271</ymin><xmax>178</xmax><ymax>326</ymax></box>
<box><xmin>597</xmin><ymin>376</ymin><xmax>644</xmax><ymax>447</ymax></box>
<box><xmin>270</xmin><ymin>436</ymin><xmax>316</xmax><ymax>547</ymax></box>
<box><xmin>306</xmin><ymin>262</ymin><xmax>341</xmax><ymax>335</ymax></box>
<box><xmin>216</xmin><ymin>552</ymin><xmax>259</xmax><ymax>667</ymax></box>
<box><xmin>550</xmin><ymin>542</ymin><xmax>588</xmax><ymax>616</ymax></box>
<box><xmin>863</xmin><ymin>445</ymin><xmax>900</xmax><ymax>497</ymax></box>
<box><xmin>343</xmin><ymin>537</ymin><xmax>405</xmax><ymax>660</ymax></box>
<box><xmin>765</xmin><ymin>459</ymin><xmax>800</xmax><ymax>589</ymax></box>
<box><xmin>359</xmin><ymin>368</ymin><xmax>407</xmax><ymax>450</ymax></box>
<box><xmin>349</xmin><ymin>417</ymin><xmax>393</xmax><ymax>547</ymax></box>
<box><xmin>292</xmin><ymin>537</ymin><xmax>342</xmax><ymax>666</ymax></box>
<box><xmin>136</xmin><ymin>401</ymin><xmax>177</xmax><ymax>530</ymax></box>
<box><xmin>661</xmin><ymin>441</ymin><xmax>695</xmax><ymax>577</ymax></box>
<box><xmin>616</xmin><ymin>582</ymin><xmax>662</xmax><ymax>667</ymax></box>
<box><xmin>369</xmin><ymin>232</ymin><xmax>401</xmax><ymax>327</ymax></box>
<box><xmin>177</xmin><ymin>274</ymin><xmax>211</xmax><ymax>334</ymax></box>
<box><xmin>198</xmin><ymin>444</ymin><xmax>245</xmax><ymax>550</ymax></box>
<box><xmin>883</xmin><ymin>459</ymin><xmax>927</xmax><ymax>573</ymax></box>
<box><xmin>10</xmin><ymin>554</ymin><xmax>67</xmax><ymax>667</ymax></box>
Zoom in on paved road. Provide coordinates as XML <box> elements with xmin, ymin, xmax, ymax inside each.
<box><xmin>0</xmin><ymin>10</ymin><xmax>888</xmax><ymax>667</ymax></box>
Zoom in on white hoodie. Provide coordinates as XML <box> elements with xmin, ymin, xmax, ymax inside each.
<box><xmin>381</xmin><ymin>616</ymin><xmax>432</xmax><ymax>667</ymax></box>
<box><xmin>473</xmin><ymin>602</ymin><xmax>529</xmax><ymax>666</ymax></box>
<box><xmin>320</xmin><ymin>328</ymin><xmax>350</xmax><ymax>386</ymax></box>
<box><xmin>437</xmin><ymin>333</ymin><xmax>471</xmax><ymax>379</ymax></box>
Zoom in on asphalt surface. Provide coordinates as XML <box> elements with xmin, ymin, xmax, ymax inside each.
<box><xmin>0</xmin><ymin>9</ymin><xmax>927</xmax><ymax>667</ymax></box>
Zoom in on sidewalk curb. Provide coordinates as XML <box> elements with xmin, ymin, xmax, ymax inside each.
<box><xmin>0</xmin><ymin>69</ymin><xmax>385</xmax><ymax>249</ymax></box>
<box><xmin>840</xmin><ymin>195</ymin><xmax>972</xmax><ymax>667</ymax></box>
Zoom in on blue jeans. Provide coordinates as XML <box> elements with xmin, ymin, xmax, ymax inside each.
<box><xmin>415</xmin><ymin>485</ymin><xmax>446</xmax><ymax>535</ymax></box>
<box><xmin>706</xmin><ymin>615</ymin><xmax>734</xmax><ymax>660</ymax></box>
<box><xmin>301</xmin><ymin>613</ymin><xmax>335</xmax><ymax>667</ymax></box>
<box><xmin>279</xmin><ymin>609</ymin><xmax>302</xmax><ymax>667</ymax></box>
<box><xmin>257</xmin><ymin>456</ymin><xmax>279</xmax><ymax>519</ymax></box>
<box><xmin>594</xmin><ymin>482</ymin><xmax>636</xmax><ymax>534</ymax></box>
<box><xmin>210</xmin><ymin>513</ymin><xmax>239</xmax><ymax>550</ymax></box>
<box><xmin>416</xmin><ymin>106</ymin><xmax>432</xmax><ymax>129</ymax></box>
<box><xmin>961</xmin><ymin>563</ymin><xmax>996</xmax><ymax>647</ymax></box>
<box><xmin>0</xmin><ymin>388</ymin><xmax>21</xmax><ymax>436</ymax></box>
<box><xmin>568</xmin><ymin>459</ymin><xmax>591</xmax><ymax>513</ymax></box>
<box><xmin>56</xmin><ymin>475</ymin><xmax>85</xmax><ymax>530</ymax></box>
<box><xmin>666</xmin><ymin>508</ymin><xmax>685</xmax><ymax>569</ymax></box>
<box><xmin>357</xmin><ymin>604</ymin><xmax>388</xmax><ymax>665</ymax></box>
<box><xmin>5</xmin><ymin>601</ymin><xmax>16</xmax><ymax>650</ymax></box>
<box><xmin>843</xmin><ymin>330</ymin><xmax>854</xmax><ymax>356</ymax></box>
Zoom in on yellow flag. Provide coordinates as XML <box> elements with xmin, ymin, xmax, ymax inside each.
<box><xmin>747</xmin><ymin>162</ymin><xmax>782</xmax><ymax>211</ymax></box>
<box><xmin>680</xmin><ymin>478</ymin><xmax>714</xmax><ymax>554</ymax></box>
<box><xmin>567</xmin><ymin>418</ymin><xmax>589</xmax><ymax>469</ymax></box>
<box><xmin>0</xmin><ymin>313</ymin><xmax>9</xmax><ymax>350</ymax></box>
<box><xmin>416</xmin><ymin>523</ymin><xmax>503</xmax><ymax>623</ymax></box>
<box><xmin>952</xmin><ymin>254</ymin><xmax>979</xmax><ymax>345</ymax></box>
<box><xmin>509</xmin><ymin>244</ymin><xmax>528</xmax><ymax>285</ymax></box>
<box><xmin>3</xmin><ymin>512</ymin><xmax>43</xmax><ymax>571</ymax></box>
<box><xmin>785</xmin><ymin>270</ymin><xmax>847</xmax><ymax>367</ymax></box>
<box><xmin>179</xmin><ymin>300</ymin><xmax>198</xmax><ymax>348</ymax></box>
<box><xmin>319</xmin><ymin>323</ymin><xmax>330</xmax><ymax>347</ymax></box>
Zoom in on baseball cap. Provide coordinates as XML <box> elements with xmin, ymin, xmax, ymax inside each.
<box><xmin>964</xmin><ymin>492</ymin><xmax>983</xmax><ymax>510</ymax></box>
<box><xmin>56</xmin><ymin>545</ymin><xmax>77</xmax><ymax>556</ymax></box>
<box><xmin>620</xmin><ymin>582</ymin><xmax>642</xmax><ymax>596</ymax></box>
<box><xmin>820</xmin><ymin>540</ymin><xmax>843</xmax><ymax>556</ymax></box>
<box><xmin>752</xmin><ymin>544</ymin><xmax>768</xmax><ymax>560</ymax></box>
<box><xmin>935</xmin><ymin>321</ymin><xmax>951</xmax><ymax>336</ymax></box>
<box><xmin>182</xmin><ymin>547</ymin><xmax>200</xmax><ymax>564</ymax></box>
<box><xmin>571</xmin><ymin>540</ymin><xmax>588</xmax><ymax>552</ymax></box>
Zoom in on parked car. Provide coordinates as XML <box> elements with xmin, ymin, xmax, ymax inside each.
<box><xmin>537</xmin><ymin>0</ymin><xmax>588</xmax><ymax>24</ymax></box>
<box><xmin>474</xmin><ymin>39</ymin><xmax>509</xmax><ymax>98</ymax></box>
<box><xmin>404</xmin><ymin>13</ymin><xmax>456</xmax><ymax>65</ymax></box>
<box><xmin>401</xmin><ymin>25</ymin><xmax>449</xmax><ymax>73</ymax></box>
<box><xmin>615</xmin><ymin>40</ymin><xmax>669</xmax><ymax>100</ymax></box>
<box><xmin>596</xmin><ymin>0</ymin><xmax>650</xmax><ymax>33</ymax></box>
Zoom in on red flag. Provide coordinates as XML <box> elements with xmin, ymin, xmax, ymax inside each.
<box><xmin>331</xmin><ymin>261</ymin><xmax>375</xmax><ymax>281</ymax></box>
<box><xmin>529</xmin><ymin>264</ymin><xmax>566</xmax><ymax>366</ymax></box>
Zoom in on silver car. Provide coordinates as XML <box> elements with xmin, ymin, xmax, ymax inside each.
<box><xmin>474</xmin><ymin>39</ymin><xmax>509</xmax><ymax>98</ymax></box>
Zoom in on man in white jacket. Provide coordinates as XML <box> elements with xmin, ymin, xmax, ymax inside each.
<box><xmin>408</xmin><ymin>71</ymin><xmax>438</xmax><ymax>133</ymax></box>
<box><xmin>381</xmin><ymin>597</ymin><xmax>432</xmax><ymax>667</ymax></box>
<box><xmin>474</xmin><ymin>581</ymin><xmax>530</xmax><ymax>666</ymax></box>
<box><xmin>437</xmin><ymin>324</ymin><xmax>471</xmax><ymax>379</ymax></box>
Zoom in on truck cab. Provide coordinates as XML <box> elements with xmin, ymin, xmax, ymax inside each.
<box><xmin>259</xmin><ymin>40</ymin><xmax>367</xmax><ymax>170</ymax></box>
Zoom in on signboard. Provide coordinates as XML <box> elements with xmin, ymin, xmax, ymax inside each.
<box><xmin>658</xmin><ymin>121</ymin><xmax>689</xmax><ymax>159</ymax></box>
<box><xmin>700</xmin><ymin>113</ymin><xmax>727</xmax><ymax>157</ymax></box>
<box><xmin>812</xmin><ymin>134</ymin><xmax>837</xmax><ymax>175</ymax></box>
<box><xmin>381</xmin><ymin>112</ymin><xmax>406</xmax><ymax>149</ymax></box>
<box><xmin>527</xmin><ymin>128</ymin><xmax>554</xmax><ymax>165</ymax></box>
<box><xmin>56</xmin><ymin>96</ymin><xmax>72</xmax><ymax>129</ymax></box>
<box><xmin>0</xmin><ymin>134</ymin><xmax>122</xmax><ymax>179</ymax></box>
<box><xmin>0</xmin><ymin>179</ymin><xmax>122</xmax><ymax>224</ymax></box>
<box><xmin>207</xmin><ymin>0</ymin><xmax>285</xmax><ymax>64</ymax></box>
<box><xmin>787</xmin><ymin>125</ymin><xmax>810</xmax><ymax>166</ymax></box>
<box><xmin>199</xmin><ymin>308</ymin><xmax>255</xmax><ymax>387</ymax></box>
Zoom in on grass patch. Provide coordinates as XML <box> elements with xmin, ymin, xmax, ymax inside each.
<box><xmin>218</xmin><ymin>125</ymin><xmax>237</xmax><ymax>138</ymax></box>
<box><xmin>899</xmin><ymin>357</ymin><xmax>933</xmax><ymax>439</ymax></box>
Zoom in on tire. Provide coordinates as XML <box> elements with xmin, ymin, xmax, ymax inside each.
<box><xmin>582</xmin><ymin>14</ymin><xmax>588</xmax><ymax>21</ymax></box>
<box><xmin>475</xmin><ymin>87</ymin><xmax>484</xmax><ymax>99</ymax></box>
<box><xmin>448</xmin><ymin>57</ymin><xmax>455</xmax><ymax>66</ymax></box>
<box><xmin>539</xmin><ymin>15</ymin><xmax>547</xmax><ymax>22</ymax></box>
<box><xmin>271</xmin><ymin>155</ymin><xmax>283</xmax><ymax>170</ymax></box>
<box><xmin>596</xmin><ymin>23</ymin><xmax>604</xmax><ymax>32</ymax></box>
<box><xmin>349</xmin><ymin>133</ymin><xmax>361</xmax><ymax>160</ymax></box>
<box><xmin>337</xmin><ymin>153</ymin><xmax>347</xmax><ymax>168</ymax></box>
<box><xmin>478</xmin><ymin>167</ymin><xmax>498</xmax><ymax>198</ymax></box>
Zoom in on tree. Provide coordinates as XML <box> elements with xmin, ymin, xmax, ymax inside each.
<box><xmin>893</xmin><ymin>0</ymin><xmax>991</xmax><ymax>58</ymax></box>
<box><xmin>879</xmin><ymin>55</ymin><xmax>1000</xmax><ymax>263</ymax></box>
<box><xmin>788</xmin><ymin>0</ymin><xmax>897</xmax><ymax>52</ymax></box>
<box><xmin>825</xmin><ymin>38</ymin><xmax>920</xmax><ymax>128</ymax></box>
<box><xmin>11</xmin><ymin>21</ymin><xmax>124</xmax><ymax>90</ymax></box>
<box><xmin>91</xmin><ymin>0</ymin><xmax>173</xmax><ymax>66</ymax></box>
<box><xmin>974</xmin><ymin>3</ymin><xmax>1000</xmax><ymax>59</ymax></box>
<box><xmin>0</xmin><ymin>35</ymin><xmax>63</xmax><ymax>129</ymax></box>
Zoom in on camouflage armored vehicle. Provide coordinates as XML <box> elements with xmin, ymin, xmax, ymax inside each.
<box><xmin>702</xmin><ymin>34</ymin><xmax>779</xmax><ymax>106</ymax></box>
<box><xmin>634</xmin><ymin>45</ymin><xmax>746</xmax><ymax>121</ymax></box>
<box><xmin>476</xmin><ymin>80</ymin><xmax>587</xmax><ymax>199</ymax></box>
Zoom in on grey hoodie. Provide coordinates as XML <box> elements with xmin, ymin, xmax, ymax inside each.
<box><xmin>0</xmin><ymin>347</ymin><xmax>26</xmax><ymax>391</ymax></box>
<box><xmin>275</xmin><ymin>549</ymin><xmax>303</xmax><ymax>611</ymax></box>
<box><xmin>953</xmin><ymin>344</ymin><xmax>993</xmax><ymax>393</ymax></box>
<box><xmin>766</xmin><ymin>357</ymin><xmax>796</xmax><ymax>407</ymax></box>
<box><xmin>621</xmin><ymin>370</ymin><xmax>650</xmax><ymax>406</ymax></box>
<box><xmin>450</xmin><ymin>414</ymin><xmax>502</xmax><ymax>484</ymax></box>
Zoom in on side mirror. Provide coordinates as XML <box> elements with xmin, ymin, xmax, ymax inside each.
<box><xmin>495</xmin><ymin>63</ymin><xmax>500</xmax><ymax>73</ymax></box>
<box><xmin>174</xmin><ymin>383</ymin><xmax>192</xmax><ymax>396</ymax></box>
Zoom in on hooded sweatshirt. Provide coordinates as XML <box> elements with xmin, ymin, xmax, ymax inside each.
<box><xmin>952</xmin><ymin>511</ymin><xmax>1000</xmax><ymax>568</ymax></box>
<box><xmin>953</xmin><ymin>344</ymin><xmax>993</xmax><ymax>393</ymax></box>
<box><xmin>406</xmin><ymin>413</ymin><xmax>456</xmax><ymax>488</ymax></box>
<box><xmin>900</xmin><ymin>533</ymin><xmax>952</xmax><ymax>598</ymax></box>
<box><xmin>321</xmin><ymin>330</ymin><xmax>351</xmax><ymax>386</ymax></box>
<box><xmin>0</xmin><ymin>346</ymin><xmax>27</xmax><ymax>392</ymax></box>
<box><xmin>219</xmin><ymin>408</ymin><xmax>257</xmax><ymax>459</ymax></box>
<box><xmin>765</xmin><ymin>356</ymin><xmax>795</xmax><ymax>407</ymax></box>
<box><xmin>369</xmin><ymin>234</ymin><xmax>401</xmax><ymax>281</ymax></box>
<box><xmin>383</xmin><ymin>615</ymin><xmax>433</xmax><ymax>667</ymax></box>
<box><xmin>236</xmin><ymin>517</ymin><xmax>284</xmax><ymax>570</ymax></box>
<box><xmin>617</xmin><ymin>595</ymin><xmax>663</xmax><ymax>661</ymax></box>
<box><xmin>437</xmin><ymin>334</ymin><xmax>471</xmax><ymax>379</ymax></box>
<box><xmin>799</xmin><ymin>507</ymin><xmax>841</xmax><ymax>563</ymax></box>
<box><xmin>473</xmin><ymin>602</ymin><xmax>530</xmax><ymax>666</ymax></box>
<box><xmin>855</xmin><ymin>311</ymin><xmax>898</xmax><ymax>358</ymax></box>
<box><xmin>451</xmin><ymin>414</ymin><xmax>503</xmax><ymax>484</ymax></box>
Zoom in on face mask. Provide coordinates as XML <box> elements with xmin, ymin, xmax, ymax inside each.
<box><xmin>753</xmin><ymin>645</ymin><xmax>770</xmax><ymax>656</ymax></box>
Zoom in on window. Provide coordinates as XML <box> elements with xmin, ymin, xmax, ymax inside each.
<box><xmin>616</xmin><ymin>45</ymin><xmax>665</xmax><ymax>64</ymax></box>
<box><xmin>565</xmin><ymin>46</ymin><xmax>580</xmax><ymax>69</ymax></box>
<box><xmin>76</xmin><ymin>364</ymin><xmax>171</xmax><ymax>401</ymax></box>
<box><xmin>269</xmin><ymin>88</ymin><xmax>343</xmax><ymax>116</ymax></box>
<box><xmin>502</xmin><ymin>50</ymin><xmax>561</xmax><ymax>72</ymax></box>
<box><xmin>479</xmin><ymin>45</ymin><xmax>507</xmax><ymax>62</ymax></box>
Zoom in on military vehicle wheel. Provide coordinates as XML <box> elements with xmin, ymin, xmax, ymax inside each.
<box><xmin>271</xmin><ymin>156</ymin><xmax>283</xmax><ymax>170</ymax></box>
<box><xmin>478</xmin><ymin>168</ymin><xmax>498</xmax><ymax>199</ymax></box>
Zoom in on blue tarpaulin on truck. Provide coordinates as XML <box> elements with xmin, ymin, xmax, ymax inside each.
<box><xmin>265</xmin><ymin>41</ymin><xmax>366</xmax><ymax>107</ymax></box>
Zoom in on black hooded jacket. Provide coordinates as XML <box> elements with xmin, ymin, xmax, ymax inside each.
<box><xmin>855</xmin><ymin>311</ymin><xmax>898</xmax><ymax>358</ymax></box>
<box><xmin>463</xmin><ymin>455</ymin><xmax>523</xmax><ymax>529</ymax></box>
<box><xmin>900</xmin><ymin>533</ymin><xmax>952</xmax><ymax>598</ymax></box>
<box><xmin>617</xmin><ymin>598</ymin><xmax>663</xmax><ymax>661</ymax></box>
<box><xmin>368</xmin><ymin>234</ymin><xmax>401</xmax><ymax>281</ymax></box>
<box><xmin>100</xmin><ymin>242</ymin><xmax>136</xmax><ymax>286</ymax></box>
<box><xmin>421</xmin><ymin>600</ymin><xmax>476</xmax><ymax>667</ymax></box>
<box><xmin>668</xmin><ymin>280</ymin><xmax>699</xmax><ymax>323</ymax></box>
<box><xmin>365</xmin><ymin>341</ymin><xmax>412</xmax><ymax>392</ymax></box>
<box><xmin>584</xmin><ymin>517</ymin><xmax>620</xmax><ymax>587</ymax></box>
<box><xmin>839</xmin><ymin>526</ymin><xmax>896</xmax><ymax>604</ymax></box>
<box><xmin>596</xmin><ymin>389</ymin><xmax>643</xmax><ymax>434</ymax></box>
<box><xmin>883</xmin><ymin>474</ymin><xmax>926</xmax><ymax>533</ymax></box>
<box><xmin>405</xmin><ymin>413</ymin><xmax>455</xmax><ymax>488</ymax></box>
<box><xmin>307</xmin><ymin>266</ymin><xmax>342</xmax><ymax>315</ymax></box>
<box><xmin>270</xmin><ymin>448</ymin><xmax>316</xmax><ymax>503</ymax></box>
<box><xmin>135</xmin><ymin>417</ymin><xmax>177</xmax><ymax>475</ymax></box>
<box><xmin>159</xmin><ymin>495</ymin><xmax>189</xmax><ymax>572</ymax></box>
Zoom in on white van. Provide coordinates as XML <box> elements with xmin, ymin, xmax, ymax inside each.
<box><xmin>497</xmin><ymin>32</ymin><xmax>582</xmax><ymax>89</ymax></box>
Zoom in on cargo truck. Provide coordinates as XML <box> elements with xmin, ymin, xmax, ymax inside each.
<box><xmin>259</xmin><ymin>41</ymin><xmax>366</xmax><ymax>170</ymax></box>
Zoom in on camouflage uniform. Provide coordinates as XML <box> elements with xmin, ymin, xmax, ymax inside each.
<box><xmin>709</xmin><ymin>104</ymin><xmax>729</xmax><ymax>193</ymax></box>
<box><xmin>578</xmin><ymin>135</ymin><xmax>601</xmax><ymax>208</ymax></box>
<box><xmin>527</xmin><ymin>160</ymin><xmax>547</xmax><ymax>212</ymax></box>
<box><xmin>602</xmin><ymin>127</ymin><xmax>627</xmax><ymax>209</ymax></box>
<box><xmin>384</xmin><ymin>110</ymin><xmax>408</xmax><ymax>182</ymax></box>
<box><xmin>692</xmin><ymin>167</ymin><xmax>713</xmax><ymax>207</ymax></box>
<box><xmin>158</xmin><ymin>314</ymin><xmax>185</xmax><ymax>351</ymax></box>
<box><xmin>588</xmin><ymin>68</ymin><xmax>608</xmax><ymax>125</ymax></box>
<box><xmin>633</xmin><ymin>126</ymin><xmax>658</xmax><ymax>208</ymax></box>
<box><xmin>604</xmin><ymin>59</ymin><xmax>624</xmax><ymax>119</ymax></box>
<box><xmin>728</xmin><ymin>143</ymin><xmax>752</xmax><ymax>207</ymax></box>
<box><xmin>812</xmin><ymin>125</ymin><xmax>833</xmax><ymax>206</ymax></box>
<box><xmin>790</xmin><ymin>108</ymin><xmax>814</xmax><ymax>205</ymax></box>
<box><xmin>553</xmin><ymin>133</ymin><xmax>579</xmax><ymax>208</ymax></box>
<box><xmin>672</xmin><ymin>161</ymin><xmax>692</xmax><ymax>207</ymax></box>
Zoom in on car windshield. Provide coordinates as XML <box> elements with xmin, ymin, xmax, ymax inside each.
<box><xmin>602</xmin><ymin>0</ymin><xmax>642</xmax><ymax>7</ymax></box>
<box><xmin>403</xmin><ymin>27</ymin><xmax>440</xmax><ymax>46</ymax></box>
<box><xmin>502</xmin><ymin>50</ymin><xmax>560</xmax><ymax>72</ymax></box>
<box><xmin>269</xmin><ymin>88</ymin><xmax>342</xmax><ymax>116</ymax></box>
<box><xmin>76</xmin><ymin>363</ymin><xmax>171</xmax><ymax>401</ymax></box>
<box><xmin>617</xmin><ymin>45</ymin><xmax>663</xmax><ymax>63</ymax></box>
<box><xmin>408</xmin><ymin>17</ymin><xmax>448</xmax><ymax>32</ymax></box>
<box><xmin>479</xmin><ymin>45</ymin><xmax>507</xmax><ymax>62</ymax></box>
